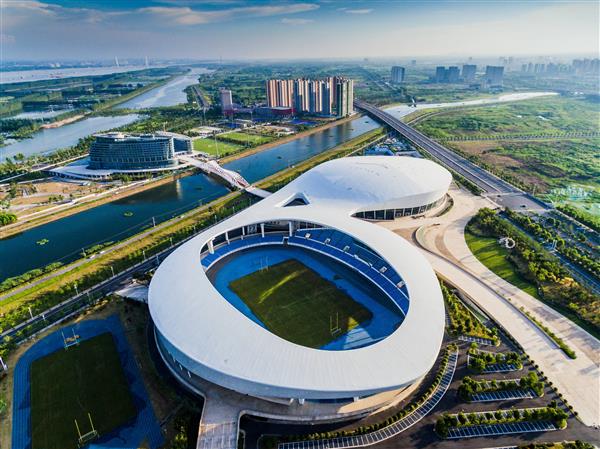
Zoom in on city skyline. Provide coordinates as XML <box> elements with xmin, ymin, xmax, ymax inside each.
<box><xmin>1</xmin><ymin>0</ymin><xmax>599</xmax><ymax>61</ymax></box>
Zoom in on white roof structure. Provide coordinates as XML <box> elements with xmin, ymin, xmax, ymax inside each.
<box><xmin>149</xmin><ymin>156</ymin><xmax>450</xmax><ymax>400</ymax></box>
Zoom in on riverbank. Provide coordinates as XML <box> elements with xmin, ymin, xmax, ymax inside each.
<box><xmin>0</xmin><ymin>170</ymin><xmax>194</xmax><ymax>239</ymax></box>
<box><xmin>219</xmin><ymin>114</ymin><xmax>363</xmax><ymax>164</ymax></box>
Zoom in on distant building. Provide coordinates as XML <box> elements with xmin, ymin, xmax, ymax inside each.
<box><xmin>268</xmin><ymin>76</ymin><xmax>350</xmax><ymax>117</ymax></box>
<box><xmin>89</xmin><ymin>132</ymin><xmax>189</xmax><ymax>171</ymax></box>
<box><xmin>219</xmin><ymin>88</ymin><xmax>233</xmax><ymax>114</ymax></box>
<box><xmin>391</xmin><ymin>66</ymin><xmax>405</xmax><ymax>83</ymax></box>
<box><xmin>484</xmin><ymin>65</ymin><xmax>504</xmax><ymax>86</ymax></box>
<box><xmin>461</xmin><ymin>64</ymin><xmax>477</xmax><ymax>82</ymax></box>
<box><xmin>266</xmin><ymin>79</ymin><xmax>294</xmax><ymax>108</ymax></box>
<box><xmin>435</xmin><ymin>66</ymin><xmax>447</xmax><ymax>83</ymax></box>
<box><xmin>447</xmin><ymin>66</ymin><xmax>460</xmax><ymax>83</ymax></box>
<box><xmin>335</xmin><ymin>78</ymin><xmax>354</xmax><ymax>118</ymax></box>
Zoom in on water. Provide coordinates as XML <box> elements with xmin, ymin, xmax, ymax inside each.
<box><xmin>0</xmin><ymin>114</ymin><xmax>140</xmax><ymax>161</ymax></box>
<box><xmin>0</xmin><ymin>65</ymin><xmax>165</xmax><ymax>84</ymax></box>
<box><xmin>0</xmin><ymin>116</ymin><xmax>379</xmax><ymax>280</ymax></box>
<box><xmin>115</xmin><ymin>69</ymin><xmax>211</xmax><ymax>109</ymax></box>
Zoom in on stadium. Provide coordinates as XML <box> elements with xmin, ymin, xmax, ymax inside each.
<box><xmin>149</xmin><ymin>156</ymin><xmax>451</xmax><ymax>415</ymax></box>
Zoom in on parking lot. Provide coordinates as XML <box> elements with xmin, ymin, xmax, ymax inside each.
<box><xmin>446</xmin><ymin>420</ymin><xmax>557</xmax><ymax>439</ymax></box>
<box><xmin>471</xmin><ymin>389</ymin><xmax>535</xmax><ymax>402</ymax></box>
<box><xmin>458</xmin><ymin>335</ymin><xmax>496</xmax><ymax>346</ymax></box>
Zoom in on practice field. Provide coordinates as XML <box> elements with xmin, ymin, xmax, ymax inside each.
<box><xmin>228</xmin><ymin>259</ymin><xmax>373</xmax><ymax>348</ymax></box>
<box><xmin>30</xmin><ymin>332</ymin><xmax>137</xmax><ymax>449</ymax></box>
<box><xmin>192</xmin><ymin>137</ymin><xmax>242</xmax><ymax>156</ymax></box>
<box><xmin>216</xmin><ymin>131</ymin><xmax>273</xmax><ymax>146</ymax></box>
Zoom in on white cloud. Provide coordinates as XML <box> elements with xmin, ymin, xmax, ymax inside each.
<box><xmin>138</xmin><ymin>3</ymin><xmax>319</xmax><ymax>26</ymax></box>
<box><xmin>281</xmin><ymin>17</ymin><xmax>314</xmax><ymax>25</ymax></box>
<box><xmin>344</xmin><ymin>8</ymin><xmax>372</xmax><ymax>14</ymax></box>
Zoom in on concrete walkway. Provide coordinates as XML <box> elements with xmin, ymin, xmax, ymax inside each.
<box><xmin>385</xmin><ymin>187</ymin><xmax>600</xmax><ymax>426</ymax></box>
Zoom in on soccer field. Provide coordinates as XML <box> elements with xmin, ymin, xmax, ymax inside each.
<box><xmin>228</xmin><ymin>259</ymin><xmax>373</xmax><ymax>348</ymax></box>
<box><xmin>30</xmin><ymin>332</ymin><xmax>137</xmax><ymax>449</ymax></box>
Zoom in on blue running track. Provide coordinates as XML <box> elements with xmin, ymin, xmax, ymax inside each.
<box><xmin>12</xmin><ymin>315</ymin><xmax>164</xmax><ymax>449</ymax></box>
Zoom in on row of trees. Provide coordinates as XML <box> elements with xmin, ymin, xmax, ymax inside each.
<box><xmin>467</xmin><ymin>208</ymin><xmax>599</xmax><ymax>334</ymax></box>
<box><xmin>467</xmin><ymin>345</ymin><xmax>522</xmax><ymax>373</ymax></box>
<box><xmin>505</xmin><ymin>209</ymin><xmax>599</xmax><ymax>279</ymax></box>
<box><xmin>0</xmin><ymin>212</ymin><xmax>17</xmax><ymax>227</ymax></box>
<box><xmin>557</xmin><ymin>204</ymin><xmax>600</xmax><ymax>233</ymax></box>
<box><xmin>0</xmin><ymin>261</ymin><xmax>63</xmax><ymax>294</ymax></box>
<box><xmin>435</xmin><ymin>403</ymin><xmax>568</xmax><ymax>438</ymax></box>
<box><xmin>441</xmin><ymin>282</ymin><xmax>499</xmax><ymax>343</ymax></box>
<box><xmin>458</xmin><ymin>372</ymin><xmax>544</xmax><ymax>401</ymax></box>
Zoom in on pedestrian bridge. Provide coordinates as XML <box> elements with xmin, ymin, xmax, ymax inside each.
<box><xmin>178</xmin><ymin>155</ymin><xmax>273</xmax><ymax>199</ymax></box>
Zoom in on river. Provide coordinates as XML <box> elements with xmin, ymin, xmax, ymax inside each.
<box><xmin>0</xmin><ymin>67</ymin><xmax>212</xmax><ymax>162</ymax></box>
<box><xmin>0</xmin><ymin>115</ymin><xmax>140</xmax><ymax>162</ymax></box>
<box><xmin>115</xmin><ymin>68</ymin><xmax>212</xmax><ymax>109</ymax></box>
<box><xmin>0</xmin><ymin>117</ymin><xmax>379</xmax><ymax>281</ymax></box>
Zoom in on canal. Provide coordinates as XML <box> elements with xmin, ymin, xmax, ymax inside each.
<box><xmin>0</xmin><ymin>117</ymin><xmax>379</xmax><ymax>281</ymax></box>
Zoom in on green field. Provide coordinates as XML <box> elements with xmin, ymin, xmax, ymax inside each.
<box><xmin>30</xmin><ymin>332</ymin><xmax>137</xmax><ymax>449</ymax></box>
<box><xmin>216</xmin><ymin>131</ymin><xmax>273</xmax><ymax>146</ymax></box>
<box><xmin>192</xmin><ymin>137</ymin><xmax>242</xmax><ymax>156</ymax></box>
<box><xmin>228</xmin><ymin>259</ymin><xmax>373</xmax><ymax>348</ymax></box>
<box><xmin>465</xmin><ymin>231</ymin><xmax>540</xmax><ymax>299</ymax></box>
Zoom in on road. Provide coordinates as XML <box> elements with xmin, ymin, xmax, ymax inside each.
<box><xmin>354</xmin><ymin>100</ymin><xmax>549</xmax><ymax>211</ymax></box>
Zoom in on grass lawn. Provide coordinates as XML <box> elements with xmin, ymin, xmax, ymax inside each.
<box><xmin>30</xmin><ymin>332</ymin><xmax>137</xmax><ymax>449</ymax></box>
<box><xmin>228</xmin><ymin>259</ymin><xmax>373</xmax><ymax>348</ymax></box>
<box><xmin>216</xmin><ymin>131</ymin><xmax>273</xmax><ymax>146</ymax></box>
<box><xmin>464</xmin><ymin>231</ymin><xmax>540</xmax><ymax>299</ymax></box>
<box><xmin>192</xmin><ymin>137</ymin><xmax>242</xmax><ymax>156</ymax></box>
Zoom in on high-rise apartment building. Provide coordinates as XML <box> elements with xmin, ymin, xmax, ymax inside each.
<box><xmin>447</xmin><ymin>66</ymin><xmax>460</xmax><ymax>83</ymax></box>
<box><xmin>461</xmin><ymin>64</ymin><xmax>477</xmax><ymax>82</ymax></box>
<box><xmin>484</xmin><ymin>65</ymin><xmax>504</xmax><ymax>86</ymax></box>
<box><xmin>391</xmin><ymin>66</ymin><xmax>405</xmax><ymax>83</ymax></box>
<box><xmin>268</xmin><ymin>76</ymin><xmax>350</xmax><ymax>116</ymax></box>
<box><xmin>219</xmin><ymin>88</ymin><xmax>233</xmax><ymax>114</ymax></box>
<box><xmin>266</xmin><ymin>79</ymin><xmax>294</xmax><ymax>108</ymax></box>
<box><xmin>335</xmin><ymin>78</ymin><xmax>354</xmax><ymax>118</ymax></box>
<box><xmin>435</xmin><ymin>66</ymin><xmax>447</xmax><ymax>83</ymax></box>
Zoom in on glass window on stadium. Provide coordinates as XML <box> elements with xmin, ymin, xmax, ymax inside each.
<box><xmin>353</xmin><ymin>197</ymin><xmax>444</xmax><ymax>221</ymax></box>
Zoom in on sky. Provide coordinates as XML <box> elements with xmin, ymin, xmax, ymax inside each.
<box><xmin>1</xmin><ymin>0</ymin><xmax>599</xmax><ymax>61</ymax></box>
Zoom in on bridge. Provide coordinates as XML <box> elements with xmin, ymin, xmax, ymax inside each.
<box><xmin>178</xmin><ymin>155</ymin><xmax>271</xmax><ymax>199</ymax></box>
<box><xmin>354</xmin><ymin>100</ymin><xmax>549</xmax><ymax>210</ymax></box>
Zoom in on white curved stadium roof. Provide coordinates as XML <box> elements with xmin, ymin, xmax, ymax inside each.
<box><xmin>149</xmin><ymin>156</ymin><xmax>450</xmax><ymax>400</ymax></box>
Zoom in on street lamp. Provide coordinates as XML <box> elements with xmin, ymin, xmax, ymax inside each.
<box><xmin>110</xmin><ymin>266</ymin><xmax>115</xmax><ymax>278</ymax></box>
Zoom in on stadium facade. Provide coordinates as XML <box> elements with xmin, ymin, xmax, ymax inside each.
<box><xmin>149</xmin><ymin>156</ymin><xmax>451</xmax><ymax>415</ymax></box>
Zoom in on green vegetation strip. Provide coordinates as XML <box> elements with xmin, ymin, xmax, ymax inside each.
<box><xmin>435</xmin><ymin>404</ymin><xmax>568</xmax><ymax>438</ymax></box>
<box><xmin>467</xmin><ymin>345</ymin><xmax>522</xmax><ymax>373</ymax></box>
<box><xmin>467</xmin><ymin>208</ymin><xmax>599</xmax><ymax>338</ymax></box>
<box><xmin>557</xmin><ymin>204</ymin><xmax>599</xmax><ymax>233</ymax></box>
<box><xmin>30</xmin><ymin>333</ymin><xmax>136</xmax><ymax>449</ymax></box>
<box><xmin>458</xmin><ymin>372</ymin><xmax>544</xmax><ymax>401</ymax></box>
<box><xmin>229</xmin><ymin>259</ymin><xmax>372</xmax><ymax>349</ymax></box>
<box><xmin>441</xmin><ymin>281</ymin><xmax>499</xmax><ymax>343</ymax></box>
<box><xmin>519</xmin><ymin>307</ymin><xmax>576</xmax><ymax>359</ymax></box>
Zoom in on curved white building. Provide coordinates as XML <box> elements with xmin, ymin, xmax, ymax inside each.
<box><xmin>149</xmin><ymin>156</ymin><xmax>451</xmax><ymax>410</ymax></box>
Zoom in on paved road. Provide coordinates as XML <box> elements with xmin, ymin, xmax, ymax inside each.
<box><xmin>354</xmin><ymin>100</ymin><xmax>548</xmax><ymax>212</ymax></box>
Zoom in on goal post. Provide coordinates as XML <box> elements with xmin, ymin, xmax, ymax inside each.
<box><xmin>75</xmin><ymin>412</ymin><xmax>98</xmax><ymax>447</ymax></box>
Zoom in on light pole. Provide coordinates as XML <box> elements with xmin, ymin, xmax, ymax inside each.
<box><xmin>110</xmin><ymin>266</ymin><xmax>115</xmax><ymax>278</ymax></box>
<box><xmin>74</xmin><ymin>283</ymin><xmax>79</xmax><ymax>296</ymax></box>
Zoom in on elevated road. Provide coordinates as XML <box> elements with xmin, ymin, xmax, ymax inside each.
<box><xmin>354</xmin><ymin>100</ymin><xmax>548</xmax><ymax>211</ymax></box>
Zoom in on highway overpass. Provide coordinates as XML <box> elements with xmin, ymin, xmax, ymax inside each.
<box><xmin>354</xmin><ymin>100</ymin><xmax>548</xmax><ymax>211</ymax></box>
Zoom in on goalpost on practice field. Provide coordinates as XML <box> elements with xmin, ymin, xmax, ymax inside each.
<box><xmin>330</xmin><ymin>312</ymin><xmax>342</xmax><ymax>336</ymax></box>
<box><xmin>75</xmin><ymin>413</ymin><xmax>99</xmax><ymax>447</ymax></box>
<box><xmin>62</xmin><ymin>329</ymin><xmax>80</xmax><ymax>350</ymax></box>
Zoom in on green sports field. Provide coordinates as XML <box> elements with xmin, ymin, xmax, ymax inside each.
<box><xmin>228</xmin><ymin>259</ymin><xmax>373</xmax><ymax>348</ymax></box>
<box><xmin>30</xmin><ymin>332</ymin><xmax>137</xmax><ymax>449</ymax></box>
<box><xmin>192</xmin><ymin>137</ymin><xmax>242</xmax><ymax>156</ymax></box>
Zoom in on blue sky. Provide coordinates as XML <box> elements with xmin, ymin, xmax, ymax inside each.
<box><xmin>1</xmin><ymin>0</ymin><xmax>598</xmax><ymax>61</ymax></box>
